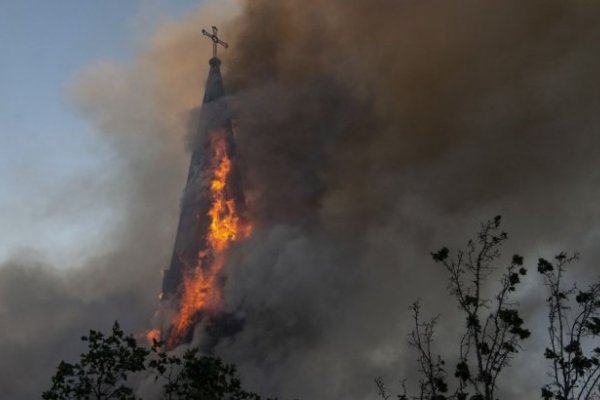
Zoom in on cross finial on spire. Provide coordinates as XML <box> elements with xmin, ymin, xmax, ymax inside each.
<box><xmin>201</xmin><ymin>26</ymin><xmax>228</xmax><ymax>58</ymax></box>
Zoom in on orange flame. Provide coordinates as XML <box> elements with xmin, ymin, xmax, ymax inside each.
<box><xmin>167</xmin><ymin>130</ymin><xmax>251</xmax><ymax>348</ymax></box>
<box><xmin>145</xmin><ymin>328</ymin><xmax>161</xmax><ymax>344</ymax></box>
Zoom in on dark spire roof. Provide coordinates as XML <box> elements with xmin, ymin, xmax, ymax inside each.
<box><xmin>195</xmin><ymin>57</ymin><xmax>232</xmax><ymax>140</ymax></box>
<box><xmin>203</xmin><ymin>58</ymin><xmax>226</xmax><ymax>104</ymax></box>
<box><xmin>161</xmin><ymin>56</ymin><xmax>233</xmax><ymax>297</ymax></box>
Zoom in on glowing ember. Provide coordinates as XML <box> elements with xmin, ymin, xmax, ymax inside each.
<box><xmin>145</xmin><ymin>328</ymin><xmax>161</xmax><ymax>344</ymax></box>
<box><xmin>167</xmin><ymin>129</ymin><xmax>251</xmax><ymax>348</ymax></box>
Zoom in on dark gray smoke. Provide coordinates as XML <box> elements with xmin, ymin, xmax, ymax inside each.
<box><xmin>2</xmin><ymin>0</ymin><xmax>600</xmax><ymax>398</ymax></box>
<box><xmin>213</xmin><ymin>0</ymin><xmax>600</xmax><ymax>398</ymax></box>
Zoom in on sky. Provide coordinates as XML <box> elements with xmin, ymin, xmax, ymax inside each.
<box><xmin>0</xmin><ymin>0</ymin><xmax>201</xmax><ymax>265</ymax></box>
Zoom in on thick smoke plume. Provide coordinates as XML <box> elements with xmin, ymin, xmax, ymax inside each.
<box><xmin>216</xmin><ymin>1</ymin><xmax>600</xmax><ymax>398</ymax></box>
<box><xmin>2</xmin><ymin>0</ymin><xmax>600</xmax><ymax>399</ymax></box>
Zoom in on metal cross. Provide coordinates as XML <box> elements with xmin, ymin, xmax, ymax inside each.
<box><xmin>201</xmin><ymin>26</ymin><xmax>229</xmax><ymax>58</ymax></box>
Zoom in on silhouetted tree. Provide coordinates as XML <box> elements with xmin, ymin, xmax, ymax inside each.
<box><xmin>378</xmin><ymin>216</ymin><xmax>531</xmax><ymax>400</ymax></box>
<box><xmin>538</xmin><ymin>253</ymin><xmax>600</xmax><ymax>400</ymax></box>
<box><xmin>42</xmin><ymin>322</ymin><xmax>148</xmax><ymax>400</ymax></box>
<box><xmin>43</xmin><ymin>323</ymin><xmax>263</xmax><ymax>400</ymax></box>
<box><xmin>149</xmin><ymin>340</ymin><xmax>260</xmax><ymax>400</ymax></box>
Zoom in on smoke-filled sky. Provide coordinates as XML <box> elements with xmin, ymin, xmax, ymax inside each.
<box><xmin>0</xmin><ymin>0</ymin><xmax>201</xmax><ymax>265</ymax></box>
<box><xmin>2</xmin><ymin>0</ymin><xmax>600</xmax><ymax>399</ymax></box>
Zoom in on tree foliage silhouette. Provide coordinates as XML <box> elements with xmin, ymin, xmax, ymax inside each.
<box><xmin>42</xmin><ymin>323</ymin><xmax>262</xmax><ymax>400</ymax></box>
<box><xmin>377</xmin><ymin>216</ymin><xmax>531</xmax><ymax>400</ymax></box>
<box><xmin>149</xmin><ymin>341</ymin><xmax>260</xmax><ymax>400</ymax></box>
<box><xmin>538</xmin><ymin>253</ymin><xmax>600</xmax><ymax>400</ymax></box>
<box><xmin>42</xmin><ymin>322</ymin><xmax>148</xmax><ymax>400</ymax></box>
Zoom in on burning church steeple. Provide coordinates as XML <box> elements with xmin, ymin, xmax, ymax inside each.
<box><xmin>157</xmin><ymin>27</ymin><xmax>251</xmax><ymax>349</ymax></box>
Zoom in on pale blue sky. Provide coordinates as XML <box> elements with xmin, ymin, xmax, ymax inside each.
<box><xmin>0</xmin><ymin>0</ymin><xmax>201</xmax><ymax>264</ymax></box>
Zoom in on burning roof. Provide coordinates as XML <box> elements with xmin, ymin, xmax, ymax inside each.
<box><xmin>155</xmin><ymin>54</ymin><xmax>251</xmax><ymax>350</ymax></box>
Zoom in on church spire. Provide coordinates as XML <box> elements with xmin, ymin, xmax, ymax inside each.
<box><xmin>157</xmin><ymin>27</ymin><xmax>248</xmax><ymax>349</ymax></box>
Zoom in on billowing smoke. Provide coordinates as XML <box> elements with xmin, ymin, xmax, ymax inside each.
<box><xmin>0</xmin><ymin>2</ymin><xmax>238</xmax><ymax>398</ymax></box>
<box><xmin>214</xmin><ymin>1</ymin><xmax>600</xmax><ymax>398</ymax></box>
<box><xmin>2</xmin><ymin>0</ymin><xmax>600</xmax><ymax>399</ymax></box>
